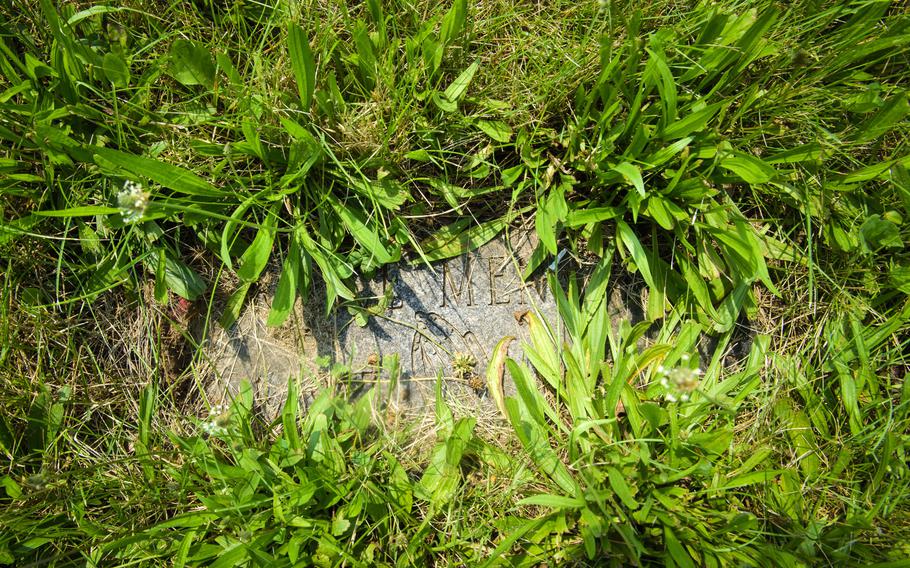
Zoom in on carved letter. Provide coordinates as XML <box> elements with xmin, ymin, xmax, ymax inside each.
<box><xmin>442</xmin><ymin>258</ymin><xmax>474</xmax><ymax>307</ymax></box>
<box><xmin>488</xmin><ymin>256</ymin><xmax>512</xmax><ymax>305</ymax></box>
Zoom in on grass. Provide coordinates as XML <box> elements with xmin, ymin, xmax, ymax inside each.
<box><xmin>1</xmin><ymin>0</ymin><xmax>910</xmax><ymax>565</ymax></box>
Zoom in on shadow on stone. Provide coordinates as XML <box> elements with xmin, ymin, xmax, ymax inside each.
<box><xmin>197</xmin><ymin>232</ymin><xmax>755</xmax><ymax>426</ymax></box>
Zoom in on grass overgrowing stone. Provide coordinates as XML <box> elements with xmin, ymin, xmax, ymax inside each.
<box><xmin>1</xmin><ymin>0</ymin><xmax>909</xmax><ymax>565</ymax></box>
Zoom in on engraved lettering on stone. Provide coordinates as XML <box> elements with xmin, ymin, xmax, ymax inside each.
<box><xmin>205</xmin><ymin>232</ymin><xmax>565</xmax><ymax>415</ymax></box>
<box><xmin>488</xmin><ymin>256</ymin><xmax>513</xmax><ymax>305</ymax></box>
<box><xmin>410</xmin><ymin>311</ymin><xmax>486</xmax><ymax>376</ymax></box>
<box><xmin>411</xmin><ymin>312</ymin><xmax>443</xmax><ymax>372</ymax></box>
<box><xmin>442</xmin><ymin>258</ymin><xmax>475</xmax><ymax>307</ymax></box>
<box><xmin>335</xmin><ymin>234</ymin><xmax>559</xmax><ymax>379</ymax></box>
<box><xmin>411</xmin><ymin>312</ymin><xmax>453</xmax><ymax>373</ymax></box>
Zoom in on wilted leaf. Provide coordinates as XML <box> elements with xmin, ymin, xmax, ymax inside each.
<box><xmin>486</xmin><ymin>336</ymin><xmax>514</xmax><ymax>419</ymax></box>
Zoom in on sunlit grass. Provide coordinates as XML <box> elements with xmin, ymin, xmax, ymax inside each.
<box><xmin>1</xmin><ymin>0</ymin><xmax>909</xmax><ymax>565</ymax></box>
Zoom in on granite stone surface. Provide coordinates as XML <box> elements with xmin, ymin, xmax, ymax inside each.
<box><xmin>203</xmin><ymin>231</ymin><xmax>564</xmax><ymax>414</ymax></box>
<box><xmin>335</xmin><ymin>231</ymin><xmax>557</xmax><ymax>379</ymax></box>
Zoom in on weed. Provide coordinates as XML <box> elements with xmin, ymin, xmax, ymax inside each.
<box><xmin>2</xmin><ymin>0</ymin><xmax>909</xmax><ymax>565</ymax></box>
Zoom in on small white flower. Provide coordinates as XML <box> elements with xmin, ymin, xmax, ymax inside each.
<box><xmin>656</xmin><ymin>358</ymin><xmax>701</xmax><ymax>404</ymax></box>
<box><xmin>26</xmin><ymin>473</ymin><xmax>48</xmax><ymax>490</ymax></box>
<box><xmin>200</xmin><ymin>403</ymin><xmax>231</xmax><ymax>436</ymax></box>
<box><xmin>117</xmin><ymin>180</ymin><xmax>149</xmax><ymax>223</ymax></box>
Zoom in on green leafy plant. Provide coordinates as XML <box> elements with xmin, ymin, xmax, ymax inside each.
<box><xmin>489</xmin><ymin>258</ymin><xmax>786</xmax><ymax>564</ymax></box>
<box><xmin>2</xmin><ymin>0</ymin><xmax>910</xmax><ymax>565</ymax></box>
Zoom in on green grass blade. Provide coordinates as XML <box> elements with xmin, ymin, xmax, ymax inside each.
<box><xmin>443</xmin><ymin>60</ymin><xmax>478</xmax><ymax>102</ymax></box>
<box><xmin>267</xmin><ymin>232</ymin><xmax>301</xmax><ymax>327</ymax></box>
<box><xmin>236</xmin><ymin>208</ymin><xmax>278</xmax><ymax>283</ymax></box>
<box><xmin>613</xmin><ymin>162</ymin><xmax>645</xmax><ymax>196</ymax></box>
<box><xmin>92</xmin><ymin>147</ymin><xmax>221</xmax><ymax>197</ymax></box>
<box><xmin>287</xmin><ymin>23</ymin><xmax>316</xmax><ymax>111</ymax></box>
<box><xmin>853</xmin><ymin>92</ymin><xmax>910</xmax><ymax>144</ymax></box>
<box><xmin>329</xmin><ymin>196</ymin><xmax>395</xmax><ymax>264</ymax></box>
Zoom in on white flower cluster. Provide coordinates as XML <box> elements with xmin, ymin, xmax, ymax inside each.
<box><xmin>200</xmin><ymin>403</ymin><xmax>231</xmax><ymax>436</ymax></box>
<box><xmin>117</xmin><ymin>180</ymin><xmax>149</xmax><ymax>223</ymax></box>
<box><xmin>657</xmin><ymin>354</ymin><xmax>703</xmax><ymax>403</ymax></box>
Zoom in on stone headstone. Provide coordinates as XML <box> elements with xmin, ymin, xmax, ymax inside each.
<box><xmin>336</xmin><ymin>231</ymin><xmax>554</xmax><ymax>378</ymax></box>
<box><xmin>202</xmin><ymin>231</ymin><xmax>562</xmax><ymax>416</ymax></box>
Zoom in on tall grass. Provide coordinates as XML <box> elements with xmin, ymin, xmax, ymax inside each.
<box><xmin>1</xmin><ymin>0</ymin><xmax>909</xmax><ymax>565</ymax></box>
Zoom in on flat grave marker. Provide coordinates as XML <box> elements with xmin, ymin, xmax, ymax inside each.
<box><xmin>335</xmin><ymin>232</ymin><xmax>556</xmax><ymax>380</ymax></box>
<box><xmin>204</xmin><ymin>231</ymin><xmax>564</xmax><ymax>414</ymax></box>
